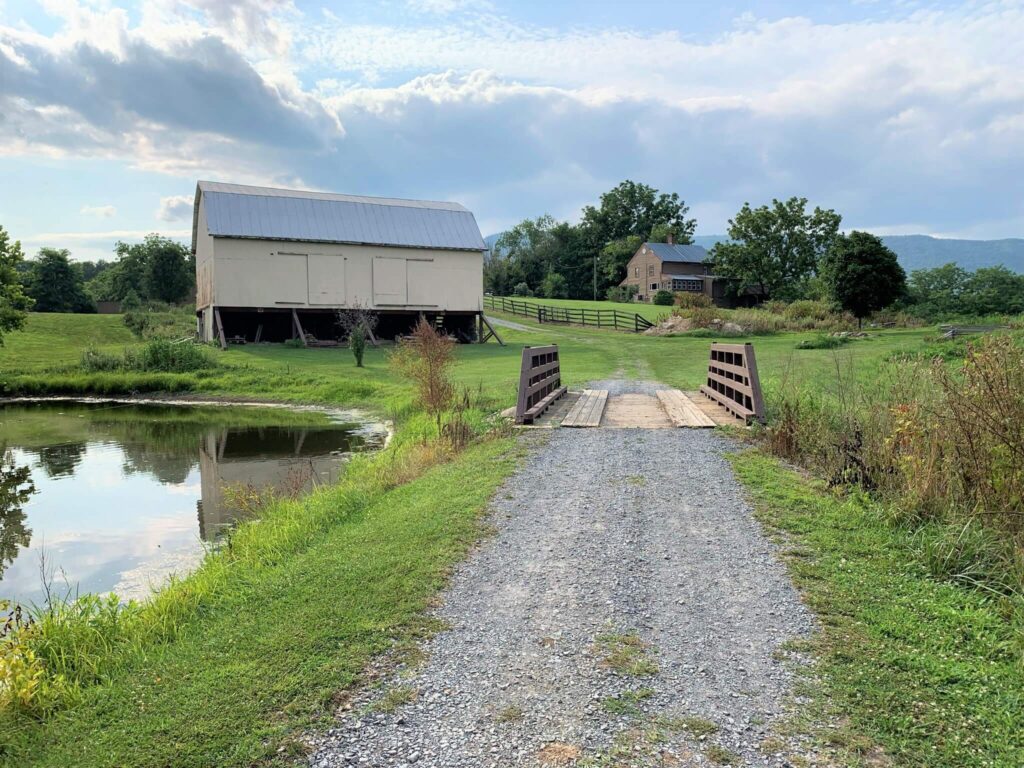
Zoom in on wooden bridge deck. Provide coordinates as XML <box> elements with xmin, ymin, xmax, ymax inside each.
<box><xmin>526</xmin><ymin>388</ymin><xmax>738</xmax><ymax>429</ymax></box>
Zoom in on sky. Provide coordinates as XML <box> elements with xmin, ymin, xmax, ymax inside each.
<box><xmin>2</xmin><ymin>0</ymin><xmax>1023</xmax><ymax>261</ymax></box>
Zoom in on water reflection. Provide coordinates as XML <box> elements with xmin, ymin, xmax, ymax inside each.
<box><xmin>0</xmin><ymin>450</ymin><xmax>36</xmax><ymax>579</ymax></box>
<box><xmin>0</xmin><ymin>401</ymin><xmax>386</xmax><ymax>605</ymax></box>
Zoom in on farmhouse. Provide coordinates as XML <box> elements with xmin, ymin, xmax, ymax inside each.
<box><xmin>620</xmin><ymin>238</ymin><xmax>733</xmax><ymax>305</ymax></box>
<box><xmin>192</xmin><ymin>181</ymin><xmax>487</xmax><ymax>345</ymax></box>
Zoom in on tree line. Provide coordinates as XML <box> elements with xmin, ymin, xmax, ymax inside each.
<box><xmin>485</xmin><ymin>180</ymin><xmax>1023</xmax><ymax>323</ymax></box>
<box><xmin>0</xmin><ymin>226</ymin><xmax>194</xmax><ymax>341</ymax></box>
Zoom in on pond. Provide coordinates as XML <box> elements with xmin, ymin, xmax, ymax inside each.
<box><xmin>0</xmin><ymin>399</ymin><xmax>388</xmax><ymax>607</ymax></box>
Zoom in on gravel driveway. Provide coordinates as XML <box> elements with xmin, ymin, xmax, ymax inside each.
<box><xmin>309</xmin><ymin>403</ymin><xmax>814</xmax><ymax>767</ymax></box>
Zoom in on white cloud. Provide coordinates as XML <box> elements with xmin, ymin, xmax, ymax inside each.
<box><xmin>80</xmin><ymin>204</ymin><xmax>116</xmax><ymax>217</ymax></box>
<box><xmin>3</xmin><ymin>2</ymin><xmax>1024</xmax><ymax>237</ymax></box>
<box><xmin>157</xmin><ymin>194</ymin><xmax>194</xmax><ymax>221</ymax></box>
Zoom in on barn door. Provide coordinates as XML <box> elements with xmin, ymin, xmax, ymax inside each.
<box><xmin>372</xmin><ymin>256</ymin><xmax>407</xmax><ymax>305</ymax></box>
<box><xmin>307</xmin><ymin>254</ymin><xmax>345</xmax><ymax>305</ymax></box>
<box><xmin>406</xmin><ymin>258</ymin><xmax>438</xmax><ymax>307</ymax></box>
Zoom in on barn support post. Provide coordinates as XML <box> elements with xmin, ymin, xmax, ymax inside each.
<box><xmin>479</xmin><ymin>314</ymin><xmax>505</xmax><ymax>346</ymax></box>
<box><xmin>213</xmin><ymin>307</ymin><xmax>227</xmax><ymax>350</ymax></box>
<box><xmin>291</xmin><ymin>309</ymin><xmax>307</xmax><ymax>347</ymax></box>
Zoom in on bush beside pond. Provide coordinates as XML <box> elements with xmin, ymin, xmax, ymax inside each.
<box><xmin>81</xmin><ymin>339</ymin><xmax>219</xmax><ymax>374</ymax></box>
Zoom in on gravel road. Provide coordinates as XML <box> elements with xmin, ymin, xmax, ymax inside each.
<box><xmin>309</xmin><ymin>402</ymin><xmax>814</xmax><ymax>767</ymax></box>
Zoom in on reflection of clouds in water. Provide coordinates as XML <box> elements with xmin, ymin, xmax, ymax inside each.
<box><xmin>2</xmin><ymin>513</ymin><xmax>204</xmax><ymax>604</ymax></box>
<box><xmin>164</xmin><ymin>482</ymin><xmax>202</xmax><ymax>497</ymax></box>
<box><xmin>112</xmin><ymin>547</ymin><xmax>206</xmax><ymax>603</ymax></box>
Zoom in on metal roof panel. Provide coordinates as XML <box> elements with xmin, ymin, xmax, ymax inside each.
<box><xmin>193</xmin><ymin>180</ymin><xmax>485</xmax><ymax>252</ymax></box>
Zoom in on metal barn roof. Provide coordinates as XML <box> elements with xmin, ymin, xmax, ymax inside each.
<box><xmin>192</xmin><ymin>181</ymin><xmax>486</xmax><ymax>253</ymax></box>
<box><xmin>644</xmin><ymin>242</ymin><xmax>710</xmax><ymax>263</ymax></box>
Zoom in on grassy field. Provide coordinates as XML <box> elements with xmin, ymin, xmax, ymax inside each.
<box><xmin>490</xmin><ymin>295</ymin><xmax>674</xmax><ymax>323</ymax></box>
<box><xmin>2</xmin><ymin>311</ymin><xmax>936</xmax><ymax>410</ymax></box>
<box><xmin>2</xmin><ymin>311</ymin><xmax>1016</xmax><ymax>767</ymax></box>
<box><xmin>0</xmin><ymin>313</ymin><xmax>136</xmax><ymax>371</ymax></box>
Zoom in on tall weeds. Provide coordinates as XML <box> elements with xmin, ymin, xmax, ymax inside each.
<box><xmin>761</xmin><ymin>333</ymin><xmax>1024</xmax><ymax>598</ymax></box>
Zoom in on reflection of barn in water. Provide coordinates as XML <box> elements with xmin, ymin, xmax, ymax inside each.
<box><xmin>197</xmin><ymin>426</ymin><xmax>365</xmax><ymax>540</ymax></box>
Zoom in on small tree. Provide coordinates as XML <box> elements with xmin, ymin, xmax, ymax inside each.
<box><xmin>821</xmin><ymin>231</ymin><xmax>906</xmax><ymax>326</ymax></box>
<box><xmin>336</xmin><ymin>305</ymin><xmax>378</xmax><ymax>368</ymax></box>
<box><xmin>652</xmin><ymin>290</ymin><xmax>675</xmax><ymax>306</ymax></box>
<box><xmin>512</xmin><ymin>282</ymin><xmax>533</xmax><ymax>297</ymax></box>
<box><xmin>540</xmin><ymin>272</ymin><xmax>568</xmax><ymax>299</ymax></box>
<box><xmin>390</xmin><ymin>318</ymin><xmax>456</xmax><ymax>435</ymax></box>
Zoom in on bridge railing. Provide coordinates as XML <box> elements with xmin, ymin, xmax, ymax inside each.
<box><xmin>699</xmin><ymin>342</ymin><xmax>766</xmax><ymax>424</ymax></box>
<box><xmin>484</xmin><ymin>296</ymin><xmax>654</xmax><ymax>333</ymax></box>
<box><xmin>515</xmin><ymin>345</ymin><xmax>567</xmax><ymax>424</ymax></box>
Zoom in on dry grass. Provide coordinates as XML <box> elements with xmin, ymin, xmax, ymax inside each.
<box><xmin>537</xmin><ymin>742</ymin><xmax>582</xmax><ymax>765</ymax></box>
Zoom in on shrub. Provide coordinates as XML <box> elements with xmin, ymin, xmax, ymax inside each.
<box><xmin>783</xmin><ymin>299</ymin><xmax>832</xmax><ymax>321</ymax></box>
<box><xmin>796</xmin><ymin>334</ymin><xmax>850</xmax><ymax>350</ymax></box>
<box><xmin>80</xmin><ymin>339</ymin><xmax>217</xmax><ymax>374</ymax></box>
<box><xmin>350</xmin><ymin>325</ymin><xmax>367</xmax><ymax>367</ymax></box>
<box><xmin>134</xmin><ymin>339</ymin><xmax>217</xmax><ymax>373</ymax></box>
<box><xmin>606</xmin><ymin>285</ymin><xmax>638</xmax><ymax>303</ymax></box>
<box><xmin>390</xmin><ymin>318</ymin><xmax>456</xmax><ymax>435</ymax></box>
<box><xmin>674</xmin><ymin>292</ymin><xmax>712</xmax><ymax>309</ymax></box>
<box><xmin>512</xmin><ymin>282</ymin><xmax>533</xmax><ymax>297</ymax></box>
<box><xmin>652</xmin><ymin>290</ymin><xmax>674</xmax><ymax>306</ymax></box>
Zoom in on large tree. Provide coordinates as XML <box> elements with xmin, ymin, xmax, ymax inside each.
<box><xmin>907</xmin><ymin>263</ymin><xmax>968</xmax><ymax>318</ymax></box>
<box><xmin>0</xmin><ymin>225</ymin><xmax>33</xmax><ymax>344</ymax></box>
<box><xmin>711</xmin><ymin>197</ymin><xmax>841</xmax><ymax>301</ymax></box>
<box><xmin>581</xmin><ymin>180</ymin><xmax>696</xmax><ymax>245</ymax></box>
<box><xmin>26</xmin><ymin>248</ymin><xmax>93</xmax><ymax>313</ymax></box>
<box><xmin>962</xmin><ymin>266</ymin><xmax>1024</xmax><ymax>316</ymax></box>
<box><xmin>88</xmin><ymin>234</ymin><xmax>193</xmax><ymax>305</ymax></box>
<box><xmin>821</xmin><ymin>231</ymin><xmax>906</xmax><ymax>326</ymax></box>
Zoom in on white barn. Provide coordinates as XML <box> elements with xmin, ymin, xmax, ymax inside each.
<box><xmin>192</xmin><ymin>181</ymin><xmax>487</xmax><ymax>345</ymax></box>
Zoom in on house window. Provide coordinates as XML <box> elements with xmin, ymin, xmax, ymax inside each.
<box><xmin>647</xmin><ymin>264</ymin><xmax>655</xmax><ymax>277</ymax></box>
<box><xmin>650</xmin><ymin>282</ymin><xmax>658</xmax><ymax>291</ymax></box>
<box><xmin>634</xmin><ymin>266</ymin><xmax>639</xmax><ymax>278</ymax></box>
<box><xmin>671</xmin><ymin>279</ymin><xmax>704</xmax><ymax>292</ymax></box>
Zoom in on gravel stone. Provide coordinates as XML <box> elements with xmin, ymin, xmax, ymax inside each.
<box><xmin>309</xmin><ymin>388</ymin><xmax>815</xmax><ymax>767</ymax></box>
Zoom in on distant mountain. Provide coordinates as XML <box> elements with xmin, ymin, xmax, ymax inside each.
<box><xmin>695</xmin><ymin>234</ymin><xmax>1024</xmax><ymax>273</ymax></box>
<box><xmin>486</xmin><ymin>232</ymin><xmax>1024</xmax><ymax>273</ymax></box>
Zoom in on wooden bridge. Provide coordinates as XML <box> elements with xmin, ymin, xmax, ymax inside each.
<box><xmin>514</xmin><ymin>342</ymin><xmax>766</xmax><ymax>429</ymax></box>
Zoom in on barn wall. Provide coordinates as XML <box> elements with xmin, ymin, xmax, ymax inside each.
<box><xmin>209</xmin><ymin>238</ymin><xmax>482</xmax><ymax>312</ymax></box>
<box><xmin>195</xmin><ymin>200</ymin><xmax>216</xmax><ymax>310</ymax></box>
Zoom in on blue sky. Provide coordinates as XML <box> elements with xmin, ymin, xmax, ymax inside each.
<box><xmin>2</xmin><ymin>0</ymin><xmax>1023</xmax><ymax>261</ymax></box>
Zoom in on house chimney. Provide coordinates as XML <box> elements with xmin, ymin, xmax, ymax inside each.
<box><xmin>666</xmin><ymin>231</ymin><xmax>674</xmax><ymax>246</ymax></box>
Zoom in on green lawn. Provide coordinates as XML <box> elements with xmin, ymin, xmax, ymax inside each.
<box><xmin>491</xmin><ymin>295</ymin><xmax>672</xmax><ymax>323</ymax></box>
<box><xmin>0</xmin><ymin>313</ymin><xmax>136</xmax><ymax>372</ymax></box>
<box><xmin>2</xmin><ymin>312</ymin><xmax>935</xmax><ymax>411</ymax></box>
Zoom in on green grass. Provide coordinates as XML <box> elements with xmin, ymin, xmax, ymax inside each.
<box><xmin>2</xmin><ymin>437</ymin><xmax>520</xmax><ymax>767</ymax></box>
<box><xmin>593</xmin><ymin>632</ymin><xmax>659</xmax><ymax>677</ymax></box>
<box><xmin>2</xmin><ymin>312</ymin><xmax>935</xmax><ymax>415</ymax></box>
<box><xmin>494</xmin><ymin>296</ymin><xmax>673</xmax><ymax>323</ymax></box>
<box><xmin>0</xmin><ymin>313</ymin><xmax>135</xmax><ymax>372</ymax></box>
<box><xmin>731</xmin><ymin>450</ymin><xmax>1024</xmax><ymax>768</ymax></box>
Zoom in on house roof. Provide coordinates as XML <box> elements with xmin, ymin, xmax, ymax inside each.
<box><xmin>663</xmin><ymin>273</ymin><xmax>708</xmax><ymax>280</ymax></box>
<box><xmin>643</xmin><ymin>242</ymin><xmax>710</xmax><ymax>263</ymax></box>
<box><xmin>192</xmin><ymin>180</ymin><xmax>486</xmax><ymax>253</ymax></box>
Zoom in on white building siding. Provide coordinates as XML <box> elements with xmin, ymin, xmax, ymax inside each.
<box><xmin>207</xmin><ymin>236</ymin><xmax>482</xmax><ymax>312</ymax></box>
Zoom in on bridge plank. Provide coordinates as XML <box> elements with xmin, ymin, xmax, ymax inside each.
<box><xmin>562</xmin><ymin>389</ymin><xmax>608</xmax><ymax>428</ymax></box>
<box><xmin>657</xmin><ymin>390</ymin><xmax>716</xmax><ymax>428</ymax></box>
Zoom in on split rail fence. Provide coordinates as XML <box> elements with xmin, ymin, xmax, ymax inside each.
<box><xmin>484</xmin><ymin>296</ymin><xmax>654</xmax><ymax>333</ymax></box>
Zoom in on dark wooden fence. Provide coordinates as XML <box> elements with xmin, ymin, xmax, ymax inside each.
<box><xmin>515</xmin><ymin>345</ymin><xmax>567</xmax><ymax>424</ymax></box>
<box><xmin>700</xmin><ymin>342</ymin><xmax>765</xmax><ymax>424</ymax></box>
<box><xmin>484</xmin><ymin>296</ymin><xmax>655</xmax><ymax>333</ymax></box>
